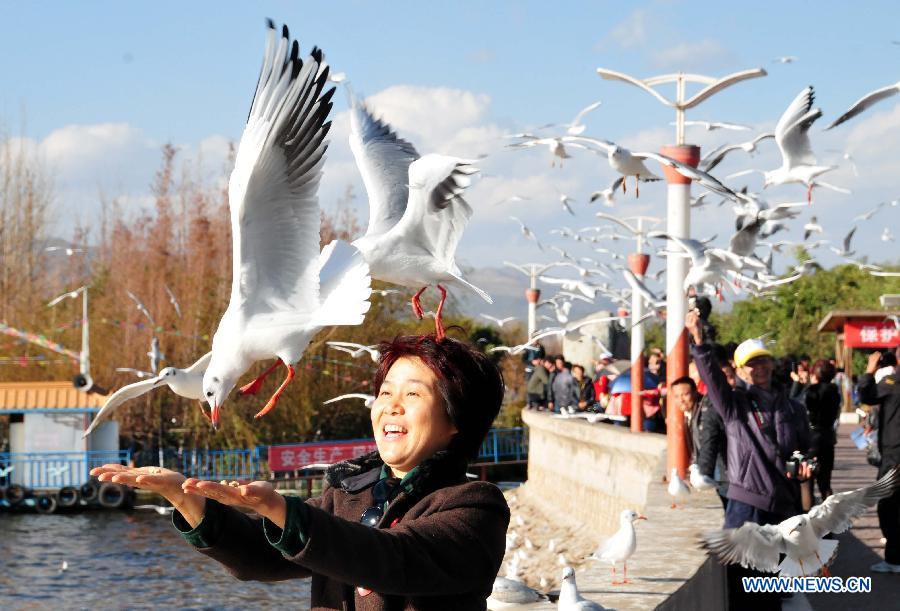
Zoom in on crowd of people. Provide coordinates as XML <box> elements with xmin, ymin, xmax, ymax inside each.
<box><xmin>521</xmin><ymin>302</ymin><xmax>900</xmax><ymax>609</ymax></box>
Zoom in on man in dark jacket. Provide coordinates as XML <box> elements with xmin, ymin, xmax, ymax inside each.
<box><xmin>687</xmin><ymin>311</ymin><xmax>812</xmax><ymax>610</ymax></box>
<box><xmin>697</xmin><ymin>349</ymin><xmax>733</xmax><ymax>509</ymax></box>
<box><xmin>572</xmin><ymin>364</ymin><xmax>596</xmax><ymax>411</ymax></box>
<box><xmin>525</xmin><ymin>355</ymin><xmax>549</xmax><ymax>409</ymax></box>
<box><xmin>859</xmin><ymin>348</ymin><xmax>900</xmax><ymax>573</ymax></box>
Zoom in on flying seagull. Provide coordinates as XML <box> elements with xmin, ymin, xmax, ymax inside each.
<box><xmin>825</xmin><ymin>81</ymin><xmax>900</xmax><ymax>130</ymax></box>
<box><xmin>763</xmin><ymin>87</ymin><xmax>840</xmax><ymax>202</ymax></box>
<box><xmin>323</xmin><ymin>393</ymin><xmax>375</xmax><ymax>408</ymax></box>
<box><xmin>347</xmin><ymin>88</ymin><xmax>489</xmax><ymax>340</ymax></box>
<box><xmin>202</xmin><ymin>22</ymin><xmax>371</xmax><ymax>428</ymax></box>
<box><xmin>700</xmin><ymin>466</ymin><xmax>900</xmax><ymax>576</ymax></box>
<box><xmin>85</xmin><ymin>352</ymin><xmax>213</xmax><ymax>437</ymax></box>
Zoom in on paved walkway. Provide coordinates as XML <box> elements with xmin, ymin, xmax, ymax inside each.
<box><xmin>800</xmin><ymin>422</ymin><xmax>900</xmax><ymax>611</ymax></box>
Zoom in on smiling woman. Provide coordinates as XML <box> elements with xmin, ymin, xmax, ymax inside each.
<box><xmin>91</xmin><ymin>334</ymin><xmax>509</xmax><ymax>610</ymax></box>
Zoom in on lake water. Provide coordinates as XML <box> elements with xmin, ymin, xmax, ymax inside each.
<box><xmin>0</xmin><ymin>509</ymin><xmax>311</xmax><ymax>610</ymax></box>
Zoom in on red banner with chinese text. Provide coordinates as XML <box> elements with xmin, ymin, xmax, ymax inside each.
<box><xmin>844</xmin><ymin>320</ymin><xmax>900</xmax><ymax>348</ymax></box>
<box><xmin>269</xmin><ymin>439</ymin><xmax>377</xmax><ymax>471</ymax></box>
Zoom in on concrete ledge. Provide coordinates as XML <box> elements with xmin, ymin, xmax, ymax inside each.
<box><xmin>511</xmin><ymin>411</ymin><xmax>727</xmax><ymax>610</ymax></box>
<box><xmin>522</xmin><ymin>410</ymin><xmax>668</xmax><ymax>537</ymax></box>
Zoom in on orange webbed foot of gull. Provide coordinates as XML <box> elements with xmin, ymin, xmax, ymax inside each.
<box><xmin>239</xmin><ymin>359</ymin><xmax>282</xmax><ymax>395</ymax></box>
<box><xmin>198</xmin><ymin>401</ymin><xmax>211</xmax><ymax>422</ymax></box>
<box><xmin>434</xmin><ymin>284</ymin><xmax>448</xmax><ymax>341</ymax></box>
<box><xmin>411</xmin><ymin>287</ymin><xmax>427</xmax><ymax>320</ymax></box>
<box><xmin>254</xmin><ymin>363</ymin><xmax>295</xmax><ymax>419</ymax></box>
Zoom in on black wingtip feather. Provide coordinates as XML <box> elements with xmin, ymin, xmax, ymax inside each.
<box><xmin>266</xmin><ymin>17</ymin><xmax>275</xmax><ymax>30</ymax></box>
<box><xmin>282</xmin><ymin>24</ymin><xmax>289</xmax><ymax>40</ymax></box>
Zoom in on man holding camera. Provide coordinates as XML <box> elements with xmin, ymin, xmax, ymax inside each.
<box><xmin>686</xmin><ymin>310</ymin><xmax>812</xmax><ymax>609</ymax></box>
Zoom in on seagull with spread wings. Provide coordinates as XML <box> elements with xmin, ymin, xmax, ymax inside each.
<box><xmin>763</xmin><ymin>87</ymin><xmax>842</xmax><ymax>202</ymax></box>
<box><xmin>202</xmin><ymin>23</ymin><xmax>371</xmax><ymax>428</ymax></box>
<box><xmin>675</xmin><ymin>120</ymin><xmax>751</xmax><ymax>132</ymax></box>
<box><xmin>568</xmin><ymin>136</ymin><xmax>739</xmax><ymax>201</ymax></box>
<box><xmin>85</xmin><ymin>352</ymin><xmax>213</xmax><ymax>437</ymax></box>
<box><xmin>164</xmin><ymin>285</ymin><xmax>182</xmax><ymax>318</ymax></box>
<box><xmin>323</xmin><ymin>393</ymin><xmax>375</xmax><ymax>408</ymax></box>
<box><xmin>480</xmin><ymin>314</ymin><xmax>517</xmax><ymax>328</ymax></box>
<box><xmin>347</xmin><ymin>88</ymin><xmax>489</xmax><ymax>340</ymax></box>
<box><xmin>826</xmin><ymin>80</ymin><xmax>900</xmax><ymax>130</ymax></box>
<box><xmin>829</xmin><ymin>226</ymin><xmax>858</xmax><ymax>257</ymax></box>
<box><xmin>700</xmin><ymin>466</ymin><xmax>900</xmax><ymax>576</ymax></box>
<box><xmin>539</xmin><ymin>99</ymin><xmax>603</xmax><ymax>135</ymax></box>
<box><xmin>326</xmin><ymin>341</ymin><xmax>380</xmax><ymax>363</ymax></box>
<box><xmin>699</xmin><ymin>133</ymin><xmax>775</xmax><ymax>173</ymax></box>
<box><xmin>125</xmin><ymin>290</ymin><xmax>155</xmax><ymax>326</ymax></box>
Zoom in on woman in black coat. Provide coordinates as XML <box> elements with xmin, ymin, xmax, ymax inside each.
<box><xmin>805</xmin><ymin>359</ymin><xmax>842</xmax><ymax>499</ymax></box>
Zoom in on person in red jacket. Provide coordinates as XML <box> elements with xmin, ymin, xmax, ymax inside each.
<box><xmin>92</xmin><ymin>335</ymin><xmax>510</xmax><ymax>610</ymax></box>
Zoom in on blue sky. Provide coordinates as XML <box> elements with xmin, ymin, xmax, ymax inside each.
<box><xmin>6</xmin><ymin>1</ymin><xmax>900</xmax><ymax>140</ymax></box>
<box><xmin>2</xmin><ymin>1</ymin><xmax>899</xmax><ymax>316</ymax></box>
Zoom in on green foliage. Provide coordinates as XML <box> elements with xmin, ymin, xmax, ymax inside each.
<box><xmin>711</xmin><ymin>261</ymin><xmax>900</xmax><ymax>360</ymax></box>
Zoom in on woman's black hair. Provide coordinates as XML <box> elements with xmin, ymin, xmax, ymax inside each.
<box><xmin>374</xmin><ymin>334</ymin><xmax>505</xmax><ymax>460</ymax></box>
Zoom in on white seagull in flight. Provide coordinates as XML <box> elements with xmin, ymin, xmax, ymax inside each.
<box><xmin>85</xmin><ymin>352</ymin><xmax>213</xmax><ymax>437</ymax></box>
<box><xmin>701</xmin><ymin>466</ymin><xmax>900</xmax><ymax>576</ymax></box>
<box><xmin>326</xmin><ymin>341</ymin><xmax>380</xmax><ymax>363</ymax></box>
<box><xmin>346</xmin><ymin>88</ymin><xmax>490</xmax><ymax>340</ymax></box>
<box><xmin>763</xmin><ymin>87</ymin><xmax>842</xmax><ymax>202</ymax></box>
<box><xmin>826</xmin><ymin>80</ymin><xmax>900</xmax><ymax>130</ymax></box>
<box><xmin>202</xmin><ymin>23</ymin><xmax>371</xmax><ymax>428</ymax></box>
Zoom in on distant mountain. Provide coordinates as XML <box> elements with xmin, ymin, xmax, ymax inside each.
<box><xmin>452</xmin><ymin>265</ymin><xmax>617</xmax><ymax>323</ymax></box>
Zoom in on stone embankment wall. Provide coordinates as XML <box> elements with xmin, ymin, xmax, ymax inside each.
<box><xmin>509</xmin><ymin>411</ymin><xmax>727</xmax><ymax>610</ymax></box>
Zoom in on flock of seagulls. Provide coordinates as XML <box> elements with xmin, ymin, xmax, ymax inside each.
<box><xmin>84</xmin><ymin>21</ymin><xmax>499</xmax><ymax>434</ymax></box>
<box><xmin>60</xmin><ymin>23</ymin><xmax>899</xmax><ymax>609</ymax></box>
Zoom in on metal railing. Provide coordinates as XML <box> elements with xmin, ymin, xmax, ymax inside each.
<box><xmin>3</xmin><ymin>428</ymin><xmax>529</xmax><ymax>485</ymax></box>
<box><xmin>180</xmin><ymin>447</ymin><xmax>262</xmax><ymax>481</ymax></box>
<box><xmin>476</xmin><ymin>427</ymin><xmax>528</xmax><ymax>464</ymax></box>
<box><xmin>0</xmin><ymin>450</ymin><xmax>131</xmax><ymax>489</ymax></box>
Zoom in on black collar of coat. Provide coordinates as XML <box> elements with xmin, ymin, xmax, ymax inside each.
<box><xmin>325</xmin><ymin>449</ymin><xmax>469</xmax><ymax>497</ymax></box>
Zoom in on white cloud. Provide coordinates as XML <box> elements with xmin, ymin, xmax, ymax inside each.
<box><xmin>651</xmin><ymin>40</ymin><xmax>736</xmax><ymax>71</ymax></box>
<box><xmin>14</xmin><ymin>80</ymin><xmax>898</xmax><ymax>318</ymax></box>
<box><xmin>606</xmin><ymin>9</ymin><xmax>651</xmax><ymax>50</ymax></box>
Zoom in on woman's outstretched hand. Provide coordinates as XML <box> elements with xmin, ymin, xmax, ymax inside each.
<box><xmin>90</xmin><ymin>464</ymin><xmax>206</xmax><ymax>528</ymax></box>
<box><xmin>182</xmin><ymin>479</ymin><xmax>287</xmax><ymax>529</ymax></box>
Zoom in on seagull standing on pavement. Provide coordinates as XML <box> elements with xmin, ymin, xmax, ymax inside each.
<box><xmin>589</xmin><ymin>508</ymin><xmax>647</xmax><ymax>584</ymax></box>
<box><xmin>202</xmin><ymin>23</ymin><xmax>371</xmax><ymax>428</ymax></box>
<box><xmin>558</xmin><ymin>567</ymin><xmax>608</xmax><ymax>610</ymax></box>
<box><xmin>668</xmin><ymin>467</ymin><xmax>691</xmax><ymax>508</ymax></box>
<box><xmin>700</xmin><ymin>466</ymin><xmax>900</xmax><ymax>576</ymax></box>
<box><xmin>486</xmin><ymin>576</ymin><xmax>547</xmax><ymax>609</ymax></box>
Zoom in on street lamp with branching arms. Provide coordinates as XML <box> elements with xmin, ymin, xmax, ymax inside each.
<box><xmin>595</xmin><ymin>66</ymin><xmax>766</xmax><ymax>473</ymax></box>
